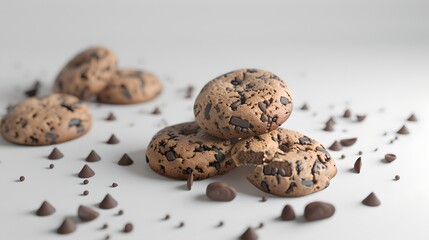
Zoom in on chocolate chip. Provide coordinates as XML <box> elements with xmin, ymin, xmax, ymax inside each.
<box><xmin>302</xmin><ymin>179</ymin><xmax>314</xmax><ymax>187</ymax></box>
<box><xmin>57</xmin><ymin>217</ymin><xmax>76</xmax><ymax>234</ymax></box>
<box><xmin>206</xmin><ymin>182</ymin><xmax>236</xmax><ymax>201</ymax></box>
<box><xmin>230</xmin><ymin>116</ymin><xmax>250</xmax><ymax>128</ymax></box>
<box><xmin>354</xmin><ymin>157</ymin><xmax>362</xmax><ymax>173</ymax></box>
<box><xmin>260</xmin><ymin>181</ymin><xmax>270</xmax><ymax>192</ymax></box>
<box><xmin>384</xmin><ymin>153</ymin><xmax>397</xmax><ymax>163</ymax></box>
<box><xmin>394</xmin><ymin>175</ymin><xmax>400</xmax><ymax>181</ymax></box>
<box><xmin>300</xmin><ymin>103</ymin><xmax>309</xmax><ymax>110</ymax></box>
<box><xmin>48</xmin><ymin>147</ymin><xmax>63</xmax><ymax>160</ymax></box>
<box><xmin>323</xmin><ymin>123</ymin><xmax>334</xmax><ymax>132</ymax></box>
<box><xmin>83</xmin><ymin>179</ymin><xmax>89</xmax><ymax>185</ymax></box>
<box><xmin>105</xmin><ymin>112</ymin><xmax>116</xmax><ymax>121</ymax></box>
<box><xmin>407</xmin><ymin>114</ymin><xmax>417</xmax><ymax>122</ymax></box>
<box><xmin>185</xmin><ymin>85</ymin><xmax>194</xmax><ymax>98</ymax></box>
<box><xmin>356</xmin><ymin>114</ymin><xmax>366</xmax><ymax>122</ymax></box>
<box><xmin>239</xmin><ymin>227</ymin><xmax>258</xmax><ymax>240</ymax></box>
<box><xmin>177</xmin><ymin>222</ymin><xmax>185</xmax><ymax>228</ymax></box>
<box><xmin>343</xmin><ymin>109</ymin><xmax>351</xmax><ymax>118</ymax></box>
<box><xmin>358</xmin><ymin>150</ymin><xmax>363</xmax><ymax>155</ymax></box>
<box><xmin>83</xmin><ymin>190</ymin><xmax>89</xmax><ymax>196</ymax></box>
<box><xmin>111</xmin><ymin>182</ymin><xmax>118</xmax><ymax>188</ymax></box>
<box><xmin>19</xmin><ymin>176</ymin><xmax>25</xmax><ymax>182</ymax></box>
<box><xmin>256</xmin><ymin>222</ymin><xmax>264</xmax><ymax>229</ymax></box>
<box><xmin>187</xmin><ymin>174</ymin><xmax>193</xmax><ymax>190</ymax></box>
<box><xmin>280</xmin><ymin>96</ymin><xmax>289</xmax><ymax>105</ymax></box>
<box><xmin>327</xmin><ymin>117</ymin><xmax>336</xmax><ymax>125</ymax></box>
<box><xmin>78</xmin><ymin>164</ymin><xmax>95</xmax><ymax>178</ymax></box>
<box><xmin>36</xmin><ymin>201</ymin><xmax>56</xmax><ymax>216</ymax></box>
<box><xmin>299</xmin><ymin>136</ymin><xmax>311</xmax><ymax>144</ymax></box>
<box><xmin>260</xmin><ymin>196</ymin><xmax>267</xmax><ymax>202</ymax></box>
<box><xmin>68</xmin><ymin>118</ymin><xmax>84</xmax><ymax>133</ymax></box>
<box><xmin>281</xmin><ymin>204</ymin><xmax>296</xmax><ymax>221</ymax></box>
<box><xmin>85</xmin><ymin>150</ymin><xmax>101</xmax><ymax>162</ymax></box>
<box><xmin>340</xmin><ymin>138</ymin><xmax>357</xmax><ymax>147</ymax></box>
<box><xmin>106</xmin><ymin>134</ymin><xmax>120</xmax><ymax>144</ymax></box>
<box><xmin>165</xmin><ymin>151</ymin><xmax>176</xmax><ymax>161</ymax></box>
<box><xmin>99</xmin><ymin>194</ymin><xmax>118</xmax><ymax>209</ymax></box>
<box><xmin>397</xmin><ymin>125</ymin><xmax>409</xmax><ymax>135</ymax></box>
<box><xmin>263</xmin><ymin>162</ymin><xmax>292</xmax><ymax>177</ymax></box>
<box><xmin>304</xmin><ymin>201</ymin><xmax>335</xmax><ymax>221</ymax></box>
<box><xmin>279</xmin><ymin>144</ymin><xmax>289</xmax><ymax>152</ymax></box>
<box><xmin>162</xmin><ymin>214</ymin><xmax>170</xmax><ymax>221</ymax></box>
<box><xmin>118</xmin><ymin>154</ymin><xmax>134</xmax><ymax>166</ymax></box>
<box><xmin>78</xmin><ymin>205</ymin><xmax>99</xmax><ymax>222</ymax></box>
<box><xmin>204</xmin><ymin>103</ymin><xmax>212</xmax><ymax>119</ymax></box>
<box><xmin>362</xmin><ymin>192</ymin><xmax>381</xmax><ymax>206</ymax></box>
<box><xmin>117</xmin><ymin>209</ymin><xmax>124</xmax><ymax>216</ymax></box>
<box><xmin>24</xmin><ymin>80</ymin><xmax>40</xmax><ymax>97</ymax></box>
<box><xmin>123</xmin><ymin>223</ymin><xmax>133</xmax><ymax>233</ymax></box>
<box><xmin>49</xmin><ymin>164</ymin><xmax>55</xmax><ymax>169</ymax></box>
<box><xmin>102</xmin><ymin>223</ymin><xmax>108</xmax><ymax>229</ymax></box>
<box><xmin>340</xmin><ymin>154</ymin><xmax>346</xmax><ymax>159</ymax></box>
<box><xmin>216</xmin><ymin>221</ymin><xmax>224</xmax><ymax>227</ymax></box>
<box><xmin>328</xmin><ymin>141</ymin><xmax>342</xmax><ymax>151</ymax></box>
<box><xmin>45</xmin><ymin>133</ymin><xmax>58</xmax><ymax>143</ymax></box>
<box><xmin>258</xmin><ymin>101</ymin><xmax>267</xmax><ymax>112</ymax></box>
<box><xmin>151</xmin><ymin>107</ymin><xmax>161</xmax><ymax>115</ymax></box>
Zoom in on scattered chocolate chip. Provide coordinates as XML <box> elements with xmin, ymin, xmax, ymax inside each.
<box><xmin>362</xmin><ymin>192</ymin><xmax>381</xmax><ymax>206</ymax></box>
<box><xmin>99</xmin><ymin>194</ymin><xmax>118</xmax><ymax>209</ymax></box>
<box><xmin>206</xmin><ymin>182</ymin><xmax>236</xmax><ymax>201</ymax></box>
<box><xmin>300</xmin><ymin>103</ymin><xmax>309</xmax><ymax>110</ymax></box>
<box><xmin>24</xmin><ymin>80</ymin><xmax>41</xmax><ymax>97</ymax></box>
<box><xmin>328</xmin><ymin>141</ymin><xmax>342</xmax><ymax>151</ymax></box>
<box><xmin>49</xmin><ymin>164</ymin><xmax>55</xmax><ymax>169</ymax></box>
<box><xmin>216</xmin><ymin>221</ymin><xmax>224</xmax><ymax>227</ymax></box>
<box><xmin>123</xmin><ymin>223</ymin><xmax>133</xmax><ymax>233</ymax></box>
<box><xmin>343</xmin><ymin>109</ymin><xmax>351</xmax><ymax>118</ymax></box>
<box><xmin>83</xmin><ymin>179</ymin><xmax>89</xmax><ymax>185</ymax></box>
<box><xmin>323</xmin><ymin>123</ymin><xmax>334</xmax><ymax>132</ymax></box>
<box><xmin>48</xmin><ymin>147</ymin><xmax>64</xmax><ymax>160</ymax></box>
<box><xmin>259</xmin><ymin>196</ymin><xmax>267</xmax><ymax>202</ymax></box>
<box><xmin>111</xmin><ymin>182</ymin><xmax>118</xmax><ymax>188</ymax></box>
<box><xmin>340</xmin><ymin>138</ymin><xmax>357</xmax><ymax>147</ymax></box>
<box><xmin>358</xmin><ymin>151</ymin><xmax>363</xmax><ymax>155</ymax></box>
<box><xmin>19</xmin><ymin>176</ymin><xmax>25</xmax><ymax>182</ymax></box>
<box><xmin>78</xmin><ymin>205</ymin><xmax>99</xmax><ymax>222</ymax></box>
<box><xmin>162</xmin><ymin>214</ymin><xmax>170</xmax><ymax>221</ymax></box>
<box><xmin>85</xmin><ymin>150</ymin><xmax>101</xmax><ymax>162</ymax></box>
<box><xmin>384</xmin><ymin>153</ymin><xmax>397</xmax><ymax>163</ymax></box>
<box><xmin>390</xmin><ymin>140</ymin><xmax>395</xmax><ymax>144</ymax></box>
<box><xmin>340</xmin><ymin>154</ymin><xmax>346</xmax><ymax>159</ymax></box>
<box><xmin>356</xmin><ymin>114</ymin><xmax>366</xmax><ymax>122</ymax></box>
<box><xmin>36</xmin><ymin>201</ymin><xmax>56</xmax><ymax>216</ymax></box>
<box><xmin>354</xmin><ymin>157</ymin><xmax>362</xmax><ymax>173</ymax></box>
<box><xmin>151</xmin><ymin>107</ymin><xmax>161</xmax><ymax>115</ymax></box>
<box><xmin>83</xmin><ymin>190</ymin><xmax>89</xmax><ymax>196</ymax></box>
<box><xmin>187</xmin><ymin>174</ymin><xmax>193</xmax><ymax>190</ymax></box>
<box><xmin>118</xmin><ymin>209</ymin><xmax>124</xmax><ymax>215</ymax></box>
<box><xmin>394</xmin><ymin>175</ymin><xmax>400</xmax><ymax>181</ymax></box>
<box><xmin>102</xmin><ymin>223</ymin><xmax>108</xmax><ymax>229</ymax></box>
<box><xmin>185</xmin><ymin>85</ymin><xmax>194</xmax><ymax>98</ymax></box>
<box><xmin>105</xmin><ymin>112</ymin><xmax>116</xmax><ymax>121</ymax></box>
<box><xmin>177</xmin><ymin>222</ymin><xmax>185</xmax><ymax>228</ymax></box>
<box><xmin>57</xmin><ymin>217</ymin><xmax>76</xmax><ymax>234</ymax></box>
<box><xmin>104</xmin><ymin>235</ymin><xmax>110</xmax><ymax>240</ymax></box>
<box><xmin>106</xmin><ymin>134</ymin><xmax>120</xmax><ymax>144</ymax></box>
<box><xmin>281</xmin><ymin>204</ymin><xmax>296</xmax><ymax>221</ymax></box>
<box><xmin>327</xmin><ymin>117</ymin><xmax>336</xmax><ymax>125</ymax></box>
<box><xmin>397</xmin><ymin>125</ymin><xmax>410</xmax><ymax>135</ymax></box>
<box><xmin>256</xmin><ymin>222</ymin><xmax>264</xmax><ymax>229</ymax></box>
<box><xmin>304</xmin><ymin>201</ymin><xmax>335</xmax><ymax>221</ymax></box>
<box><xmin>78</xmin><ymin>164</ymin><xmax>95</xmax><ymax>178</ymax></box>
<box><xmin>118</xmin><ymin>154</ymin><xmax>134</xmax><ymax>166</ymax></box>
<box><xmin>407</xmin><ymin>114</ymin><xmax>417</xmax><ymax>122</ymax></box>
<box><xmin>239</xmin><ymin>227</ymin><xmax>258</xmax><ymax>240</ymax></box>
<box><xmin>374</xmin><ymin>148</ymin><xmax>378</xmax><ymax>152</ymax></box>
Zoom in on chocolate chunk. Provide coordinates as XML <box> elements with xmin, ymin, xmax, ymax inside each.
<box><xmin>19</xmin><ymin>176</ymin><xmax>25</xmax><ymax>182</ymax></box>
<box><xmin>69</xmin><ymin>118</ymin><xmax>83</xmax><ymax>133</ymax></box>
<box><xmin>239</xmin><ymin>227</ymin><xmax>258</xmax><ymax>240</ymax></box>
<box><xmin>257</xmin><ymin>101</ymin><xmax>267</xmax><ymax>112</ymax></box>
<box><xmin>151</xmin><ymin>107</ymin><xmax>161</xmax><ymax>115</ymax></box>
<box><xmin>299</xmin><ymin>136</ymin><xmax>311</xmax><ymax>144</ymax></box>
<box><xmin>281</xmin><ymin>204</ymin><xmax>296</xmax><ymax>221</ymax></box>
<box><xmin>356</xmin><ymin>114</ymin><xmax>366</xmax><ymax>122</ymax></box>
<box><xmin>384</xmin><ymin>153</ymin><xmax>397</xmax><ymax>163</ymax></box>
<box><xmin>106</xmin><ymin>134</ymin><xmax>120</xmax><ymax>144</ymax></box>
<box><xmin>78</xmin><ymin>205</ymin><xmax>99</xmax><ymax>222</ymax></box>
<box><xmin>340</xmin><ymin>138</ymin><xmax>357</xmax><ymax>147</ymax></box>
<box><xmin>111</xmin><ymin>182</ymin><xmax>118</xmax><ymax>188</ymax></box>
<box><xmin>105</xmin><ymin>112</ymin><xmax>116</xmax><ymax>121</ymax></box>
<box><xmin>204</xmin><ymin>103</ymin><xmax>212</xmax><ymax>119</ymax></box>
<box><xmin>280</xmin><ymin>96</ymin><xmax>289</xmax><ymax>105</ymax></box>
<box><xmin>343</xmin><ymin>109</ymin><xmax>351</xmax><ymax>118</ymax></box>
<box><xmin>118</xmin><ymin>154</ymin><xmax>134</xmax><ymax>166</ymax></box>
<box><xmin>36</xmin><ymin>201</ymin><xmax>56</xmax><ymax>216</ymax></box>
<box><xmin>187</xmin><ymin>174</ymin><xmax>193</xmax><ymax>190</ymax></box>
<box><xmin>354</xmin><ymin>157</ymin><xmax>362</xmax><ymax>173</ymax></box>
<box><xmin>78</xmin><ymin>164</ymin><xmax>95</xmax><ymax>178</ymax></box>
<box><xmin>279</xmin><ymin>144</ymin><xmax>289</xmax><ymax>152</ymax></box>
<box><xmin>397</xmin><ymin>125</ymin><xmax>409</xmax><ymax>135</ymax></box>
<box><xmin>302</xmin><ymin>179</ymin><xmax>314</xmax><ymax>187</ymax></box>
<box><xmin>99</xmin><ymin>194</ymin><xmax>118</xmax><ymax>209</ymax></box>
<box><xmin>165</xmin><ymin>151</ymin><xmax>176</xmax><ymax>161</ymax></box>
<box><xmin>123</xmin><ymin>223</ymin><xmax>133</xmax><ymax>233</ymax></box>
<box><xmin>85</xmin><ymin>150</ymin><xmax>101</xmax><ymax>162</ymax></box>
<box><xmin>300</xmin><ymin>103</ymin><xmax>309</xmax><ymax>110</ymax></box>
<box><xmin>48</xmin><ymin>147</ymin><xmax>64</xmax><ymax>160</ymax></box>
<box><xmin>304</xmin><ymin>201</ymin><xmax>335</xmax><ymax>221</ymax></box>
<box><xmin>328</xmin><ymin>141</ymin><xmax>342</xmax><ymax>151</ymax></box>
<box><xmin>57</xmin><ymin>217</ymin><xmax>76</xmax><ymax>234</ymax></box>
<box><xmin>230</xmin><ymin>116</ymin><xmax>250</xmax><ymax>128</ymax></box>
<box><xmin>394</xmin><ymin>175</ymin><xmax>400</xmax><ymax>181</ymax></box>
<box><xmin>263</xmin><ymin>162</ymin><xmax>292</xmax><ymax>177</ymax></box>
<box><xmin>260</xmin><ymin>181</ymin><xmax>270</xmax><ymax>192</ymax></box>
<box><xmin>407</xmin><ymin>114</ymin><xmax>417</xmax><ymax>122</ymax></box>
<box><xmin>362</xmin><ymin>192</ymin><xmax>381</xmax><ymax>206</ymax></box>
<box><xmin>45</xmin><ymin>133</ymin><xmax>58</xmax><ymax>142</ymax></box>
<box><xmin>206</xmin><ymin>182</ymin><xmax>236</xmax><ymax>201</ymax></box>
<box><xmin>323</xmin><ymin>123</ymin><xmax>334</xmax><ymax>132</ymax></box>
<box><xmin>49</xmin><ymin>164</ymin><xmax>55</xmax><ymax>169</ymax></box>
<box><xmin>24</xmin><ymin>80</ymin><xmax>40</xmax><ymax>97</ymax></box>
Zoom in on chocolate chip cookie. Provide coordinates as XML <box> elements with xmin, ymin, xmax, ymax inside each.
<box><xmin>97</xmin><ymin>69</ymin><xmax>162</xmax><ymax>104</ymax></box>
<box><xmin>193</xmin><ymin>68</ymin><xmax>293</xmax><ymax>139</ymax></box>
<box><xmin>146</xmin><ymin>122</ymin><xmax>236</xmax><ymax>180</ymax></box>
<box><xmin>53</xmin><ymin>47</ymin><xmax>117</xmax><ymax>100</ymax></box>
<box><xmin>231</xmin><ymin>128</ymin><xmax>336</xmax><ymax>197</ymax></box>
<box><xmin>1</xmin><ymin>94</ymin><xmax>92</xmax><ymax>145</ymax></box>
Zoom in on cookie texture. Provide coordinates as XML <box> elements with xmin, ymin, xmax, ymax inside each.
<box><xmin>231</xmin><ymin>128</ymin><xmax>336</xmax><ymax>197</ymax></box>
<box><xmin>53</xmin><ymin>47</ymin><xmax>117</xmax><ymax>100</ymax></box>
<box><xmin>97</xmin><ymin>69</ymin><xmax>162</xmax><ymax>104</ymax></box>
<box><xmin>146</xmin><ymin>122</ymin><xmax>236</xmax><ymax>180</ymax></box>
<box><xmin>194</xmin><ymin>68</ymin><xmax>293</xmax><ymax>139</ymax></box>
<box><xmin>1</xmin><ymin>94</ymin><xmax>92</xmax><ymax>145</ymax></box>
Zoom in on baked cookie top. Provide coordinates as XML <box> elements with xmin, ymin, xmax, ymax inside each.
<box><xmin>1</xmin><ymin>94</ymin><xmax>92</xmax><ymax>145</ymax></box>
<box><xmin>194</xmin><ymin>68</ymin><xmax>293</xmax><ymax>139</ymax></box>
<box><xmin>146</xmin><ymin>122</ymin><xmax>236</xmax><ymax>180</ymax></box>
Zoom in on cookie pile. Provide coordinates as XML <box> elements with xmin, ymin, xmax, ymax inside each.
<box><xmin>147</xmin><ymin>68</ymin><xmax>337</xmax><ymax>197</ymax></box>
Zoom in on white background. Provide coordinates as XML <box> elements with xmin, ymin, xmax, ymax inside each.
<box><xmin>0</xmin><ymin>0</ymin><xmax>429</xmax><ymax>239</ymax></box>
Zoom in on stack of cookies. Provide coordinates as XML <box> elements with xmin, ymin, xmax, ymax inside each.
<box><xmin>146</xmin><ymin>69</ymin><xmax>337</xmax><ymax>197</ymax></box>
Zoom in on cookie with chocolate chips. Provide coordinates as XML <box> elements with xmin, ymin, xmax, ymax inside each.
<box><xmin>53</xmin><ymin>47</ymin><xmax>117</xmax><ymax>100</ymax></box>
<box><xmin>97</xmin><ymin>69</ymin><xmax>162</xmax><ymax>104</ymax></box>
<box><xmin>194</xmin><ymin>69</ymin><xmax>293</xmax><ymax>139</ymax></box>
<box><xmin>146</xmin><ymin>122</ymin><xmax>236</xmax><ymax>180</ymax></box>
<box><xmin>1</xmin><ymin>94</ymin><xmax>92</xmax><ymax>145</ymax></box>
<box><xmin>231</xmin><ymin>128</ymin><xmax>336</xmax><ymax>197</ymax></box>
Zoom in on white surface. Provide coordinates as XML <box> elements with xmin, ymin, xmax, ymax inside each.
<box><xmin>0</xmin><ymin>0</ymin><xmax>429</xmax><ymax>239</ymax></box>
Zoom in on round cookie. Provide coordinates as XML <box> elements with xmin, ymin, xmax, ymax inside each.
<box><xmin>53</xmin><ymin>47</ymin><xmax>117</xmax><ymax>100</ymax></box>
<box><xmin>193</xmin><ymin>68</ymin><xmax>293</xmax><ymax>139</ymax></box>
<box><xmin>231</xmin><ymin>129</ymin><xmax>336</xmax><ymax>197</ymax></box>
<box><xmin>97</xmin><ymin>69</ymin><xmax>162</xmax><ymax>104</ymax></box>
<box><xmin>146</xmin><ymin>122</ymin><xmax>236</xmax><ymax>180</ymax></box>
<box><xmin>1</xmin><ymin>94</ymin><xmax>92</xmax><ymax>145</ymax></box>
